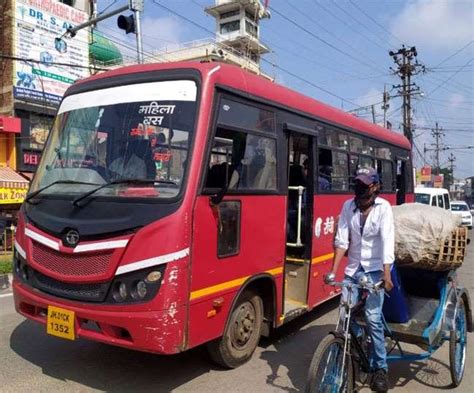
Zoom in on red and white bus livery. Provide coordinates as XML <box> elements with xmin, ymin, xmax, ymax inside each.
<box><xmin>13</xmin><ymin>61</ymin><xmax>413</xmax><ymax>367</ymax></box>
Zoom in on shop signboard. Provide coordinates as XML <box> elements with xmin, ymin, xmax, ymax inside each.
<box><xmin>0</xmin><ymin>187</ymin><xmax>28</xmax><ymax>204</ymax></box>
<box><xmin>15</xmin><ymin>111</ymin><xmax>52</xmax><ymax>172</ymax></box>
<box><xmin>12</xmin><ymin>0</ymin><xmax>89</xmax><ymax>107</ymax></box>
<box><xmin>420</xmin><ymin>166</ymin><xmax>432</xmax><ymax>182</ymax></box>
<box><xmin>434</xmin><ymin>175</ymin><xmax>444</xmax><ymax>188</ymax></box>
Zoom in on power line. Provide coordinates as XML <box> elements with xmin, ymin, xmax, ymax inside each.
<box><xmin>150</xmin><ymin>0</ymin><xmax>360</xmax><ymax>107</ymax></box>
<box><xmin>265</xmin><ymin>28</ymin><xmax>391</xmax><ymax>83</ymax></box>
<box><xmin>432</xmin><ymin>40</ymin><xmax>474</xmax><ymax>68</ymax></box>
<box><xmin>423</xmin><ymin>57</ymin><xmax>474</xmax><ymax>99</ymax></box>
<box><xmin>425</xmin><ymin>73</ymin><xmax>473</xmax><ymax>93</ymax></box>
<box><xmin>0</xmin><ymin>53</ymin><xmax>108</xmax><ymax>71</ymax></box>
<box><xmin>311</xmin><ymin>0</ymin><xmax>388</xmax><ymax>52</ymax></box>
<box><xmin>152</xmin><ymin>0</ymin><xmax>214</xmax><ymax>36</ymax></box>
<box><xmin>330</xmin><ymin>0</ymin><xmax>390</xmax><ymax>50</ymax></box>
<box><xmin>261</xmin><ymin>58</ymin><xmax>360</xmax><ymax>106</ymax></box>
<box><xmin>348</xmin><ymin>0</ymin><xmax>405</xmax><ymax>47</ymax></box>
<box><xmin>268</xmin><ymin>5</ymin><xmax>384</xmax><ymax>74</ymax></box>
<box><xmin>289</xmin><ymin>2</ymin><xmax>385</xmax><ymax>70</ymax></box>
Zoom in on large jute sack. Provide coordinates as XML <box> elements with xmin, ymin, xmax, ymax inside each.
<box><xmin>393</xmin><ymin>203</ymin><xmax>465</xmax><ymax>270</ymax></box>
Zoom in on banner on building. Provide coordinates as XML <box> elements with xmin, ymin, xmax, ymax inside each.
<box><xmin>420</xmin><ymin>166</ymin><xmax>432</xmax><ymax>182</ymax></box>
<box><xmin>12</xmin><ymin>0</ymin><xmax>90</xmax><ymax>107</ymax></box>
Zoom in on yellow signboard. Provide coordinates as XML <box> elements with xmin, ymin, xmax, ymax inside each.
<box><xmin>0</xmin><ymin>187</ymin><xmax>27</xmax><ymax>204</ymax></box>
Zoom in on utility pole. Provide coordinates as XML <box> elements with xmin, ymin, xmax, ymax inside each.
<box><xmin>132</xmin><ymin>0</ymin><xmax>144</xmax><ymax>64</ymax></box>
<box><xmin>382</xmin><ymin>85</ymin><xmax>389</xmax><ymax>128</ymax></box>
<box><xmin>431</xmin><ymin>122</ymin><xmax>444</xmax><ymax>174</ymax></box>
<box><xmin>448</xmin><ymin>153</ymin><xmax>456</xmax><ymax>185</ymax></box>
<box><xmin>56</xmin><ymin>0</ymin><xmax>144</xmax><ymax>63</ymax></box>
<box><xmin>389</xmin><ymin>46</ymin><xmax>425</xmax><ymax>143</ymax></box>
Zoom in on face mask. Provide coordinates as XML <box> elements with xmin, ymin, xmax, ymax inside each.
<box><xmin>354</xmin><ymin>183</ymin><xmax>369</xmax><ymax>198</ymax></box>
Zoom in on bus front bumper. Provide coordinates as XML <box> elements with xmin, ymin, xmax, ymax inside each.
<box><xmin>13</xmin><ymin>280</ymin><xmax>186</xmax><ymax>355</ymax></box>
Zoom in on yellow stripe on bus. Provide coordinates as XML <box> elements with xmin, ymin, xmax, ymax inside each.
<box><xmin>311</xmin><ymin>252</ymin><xmax>334</xmax><ymax>264</ymax></box>
<box><xmin>190</xmin><ymin>267</ymin><xmax>283</xmax><ymax>301</ymax></box>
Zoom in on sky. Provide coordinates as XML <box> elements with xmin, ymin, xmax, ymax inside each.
<box><xmin>97</xmin><ymin>0</ymin><xmax>474</xmax><ymax>179</ymax></box>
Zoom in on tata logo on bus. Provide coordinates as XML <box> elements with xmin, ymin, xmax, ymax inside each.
<box><xmin>63</xmin><ymin>229</ymin><xmax>80</xmax><ymax>248</ymax></box>
<box><xmin>315</xmin><ymin>216</ymin><xmax>335</xmax><ymax>238</ymax></box>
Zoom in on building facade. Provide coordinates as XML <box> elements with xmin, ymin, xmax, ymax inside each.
<box><xmin>0</xmin><ymin>0</ymin><xmax>93</xmax><ymax>232</ymax></box>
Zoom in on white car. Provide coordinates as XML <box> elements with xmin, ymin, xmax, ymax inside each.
<box><xmin>451</xmin><ymin>201</ymin><xmax>473</xmax><ymax>229</ymax></box>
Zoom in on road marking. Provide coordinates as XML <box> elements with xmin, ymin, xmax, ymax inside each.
<box><xmin>0</xmin><ymin>292</ymin><xmax>13</xmax><ymax>298</ymax></box>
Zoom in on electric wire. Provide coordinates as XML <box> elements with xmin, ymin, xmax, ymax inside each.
<box><xmin>330</xmin><ymin>0</ymin><xmax>390</xmax><ymax>50</ymax></box>
<box><xmin>311</xmin><ymin>0</ymin><xmax>388</xmax><ymax>52</ymax></box>
<box><xmin>289</xmin><ymin>2</ymin><xmax>386</xmax><ymax>71</ymax></box>
<box><xmin>150</xmin><ymin>0</ymin><xmax>361</xmax><ymax>107</ymax></box>
<box><xmin>268</xmin><ymin>5</ymin><xmax>385</xmax><ymax>74</ymax></box>
<box><xmin>348</xmin><ymin>0</ymin><xmax>406</xmax><ymax>47</ymax></box>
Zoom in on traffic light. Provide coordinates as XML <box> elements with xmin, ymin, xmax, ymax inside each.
<box><xmin>117</xmin><ymin>14</ymin><xmax>135</xmax><ymax>34</ymax></box>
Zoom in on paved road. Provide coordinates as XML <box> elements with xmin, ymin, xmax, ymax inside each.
<box><xmin>0</xmin><ymin>236</ymin><xmax>472</xmax><ymax>392</ymax></box>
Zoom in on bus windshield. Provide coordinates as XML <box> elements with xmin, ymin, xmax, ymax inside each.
<box><xmin>29</xmin><ymin>80</ymin><xmax>197</xmax><ymax>200</ymax></box>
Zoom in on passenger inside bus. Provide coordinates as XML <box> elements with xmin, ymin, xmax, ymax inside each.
<box><xmin>319</xmin><ymin>165</ymin><xmax>332</xmax><ymax>191</ymax></box>
<box><xmin>206</xmin><ymin>130</ymin><xmax>277</xmax><ymax>191</ymax></box>
<box><xmin>109</xmin><ymin>139</ymin><xmax>151</xmax><ymax>180</ymax></box>
<box><xmin>318</xmin><ymin>149</ymin><xmax>334</xmax><ymax>191</ymax></box>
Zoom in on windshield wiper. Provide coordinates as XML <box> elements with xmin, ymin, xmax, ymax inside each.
<box><xmin>25</xmin><ymin>180</ymin><xmax>99</xmax><ymax>204</ymax></box>
<box><xmin>72</xmin><ymin>179</ymin><xmax>174</xmax><ymax>207</ymax></box>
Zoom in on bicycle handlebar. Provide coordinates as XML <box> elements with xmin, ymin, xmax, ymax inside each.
<box><xmin>325</xmin><ymin>278</ymin><xmax>385</xmax><ymax>292</ymax></box>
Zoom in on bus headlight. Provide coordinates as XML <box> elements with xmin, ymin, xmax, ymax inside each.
<box><xmin>112</xmin><ymin>282</ymin><xmax>128</xmax><ymax>302</ymax></box>
<box><xmin>107</xmin><ymin>265</ymin><xmax>167</xmax><ymax>304</ymax></box>
<box><xmin>132</xmin><ymin>280</ymin><xmax>147</xmax><ymax>300</ymax></box>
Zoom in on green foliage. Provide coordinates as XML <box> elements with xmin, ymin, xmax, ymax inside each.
<box><xmin>0</xmin><ymin>255</ymin><xmax>13</xmax><ymax>274</ymax></box>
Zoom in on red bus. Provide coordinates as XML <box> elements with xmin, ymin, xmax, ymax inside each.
<box><xmin>13</xmin><ymin>61</ymin><xmax>413</xmax><ymax>368</ymax></box>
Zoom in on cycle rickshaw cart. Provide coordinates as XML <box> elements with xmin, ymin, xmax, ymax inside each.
<box><xmin>306</xmin><ymin>227</ymin><xmax>472</xmax><ymax>392</ymax></box>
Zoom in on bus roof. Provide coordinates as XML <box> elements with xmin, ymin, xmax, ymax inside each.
<box><xmin>74</xmin><ymin>61</ymin><xmax>411</xmax><ymax>149</ymax></box>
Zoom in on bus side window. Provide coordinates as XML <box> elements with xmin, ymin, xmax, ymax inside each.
<box><xmin>431</xmin><ymin>196</ymin><xmax>437</xmax><ymax>206</ymax></box>
<box><xmin>318</xmin><ymin>148</ymin><xmax>348</xmax><ymax>192</ymax></box>
<box><xmin>204</xmin><ymin>128</ymin><xmax>277</xmax><ymax>191</ymax></box>
<box><xmin>381</xmin><ymin>161</ymin><xmax>394</xmax><ymax>191</ymax></box>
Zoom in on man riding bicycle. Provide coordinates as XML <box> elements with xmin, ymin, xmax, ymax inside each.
<box><xmin>326</xmin><ymin>167</ymin><xmax>394</xmax><ymax>392</ymax></box>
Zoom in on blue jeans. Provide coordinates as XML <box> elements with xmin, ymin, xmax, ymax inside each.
<box><xmin>340</xmin><ymin>267</ymin><xmax>387</xmax><ymax>371</ymax></box>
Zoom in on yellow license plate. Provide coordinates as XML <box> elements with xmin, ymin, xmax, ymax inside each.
<box><xmin>46</xmin><ymin>306</ymin><xmax>75</xmax><ymax>340</ymax></box>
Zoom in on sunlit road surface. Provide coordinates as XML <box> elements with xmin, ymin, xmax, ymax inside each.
<box><xmin>0</xmin><ymin>234</ymin><xmax>472</xmax><ymax>392</ymax></box>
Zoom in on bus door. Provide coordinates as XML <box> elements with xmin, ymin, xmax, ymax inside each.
<box><xmin>396</xmin><ymin>158</ymin><xmax>407</xmax><ymax>205</ymax></box>
<box><xmin>284</xmin><ymin>128</ymin><xmax>314</xmax><ymax>317</ymax></box>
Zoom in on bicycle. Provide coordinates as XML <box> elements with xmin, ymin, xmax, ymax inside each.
<box><xmin>305</xmin><ymin>274</ymin><xmax>385</xmax><ymax>393</ymax></box>
<box><xmin>305</xmin><ymin>268</ymin><xmax>471</xmax><ymax>392</ymax></box>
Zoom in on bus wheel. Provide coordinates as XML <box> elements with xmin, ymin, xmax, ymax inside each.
<box><xmin>207</xmin><ymin>291</ymin><xmax>263</xmax><ymax>368</ymax></box>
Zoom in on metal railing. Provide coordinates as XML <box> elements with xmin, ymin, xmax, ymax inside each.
<box><xmin>287</xmin><ymin>186</ymin><xmax>305</xmax><ymax>248</ymax></box>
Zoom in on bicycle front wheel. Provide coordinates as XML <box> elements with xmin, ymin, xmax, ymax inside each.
<box><xmin>305</xmin><ymin>333</ymin><xmax>354</xmax><ymax>393</ymax></box>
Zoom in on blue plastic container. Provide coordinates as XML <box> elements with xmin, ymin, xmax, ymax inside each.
<box><xmin>382</xmin><ymin>265</ymin><xmax>410</xmax><ymax>323</ymax></box>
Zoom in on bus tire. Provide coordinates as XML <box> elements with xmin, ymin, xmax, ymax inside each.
<box><xmin>207</xmin><ymin>291</ymin><xmax>263</xmax><ymax>369</ymax></box>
